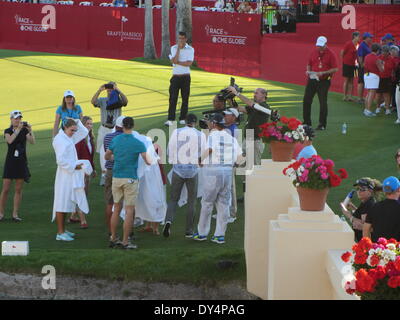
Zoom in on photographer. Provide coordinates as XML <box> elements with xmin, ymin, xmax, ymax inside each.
<box><xmin>227</xmin><ymin>86</ymin><xmax>270</xmax><ymax>166</ymax></box>
<box><xmin>91</xmin><ymin>82</ymin><xmax>128</xmax><ymax>185</ymax></box>
<box><xmin>0</xmin><ymin>111</ymin><xmax>35</xmax><ymax>222</ymax></box>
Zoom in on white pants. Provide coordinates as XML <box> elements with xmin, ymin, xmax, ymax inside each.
<box><xmin>197</xmin><ymin>168</ymin><xmax>232</xmax><ymax>237</ymax></box>
<box><xmin>97</xmin><ymin>125</ymin><xmax>112</xmax><ymax>173</ymax></box>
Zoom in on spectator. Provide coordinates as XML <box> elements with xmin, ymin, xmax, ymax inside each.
<box><xmin>112</xmin><ymin>0</ymin><xmax>127</xmax><ymax>6</ymax></box>
<box><xmin>52</xmin><ymin>90</ymin><xmax>83</xmax><ymax>138</ymax></box>
<box><xmin>0</xmin><ymin>111</ymin><xmax>35</xmax><ymax>222</ymax></box>
<box><xmin>91</xmin><ymin>82</ymin><xmax>128</xmax><ymax>186</ymax></box>
<box><xmin>163</xmin><ymin>114</ymin><xmax>206</xmax><ymax>238</ymax></box>
<box><xmin>105</xmin><ymin>117</ymin><xmax>151</xmax><ymax>250</ymax></box>
<box><xmin>341</xmin><ymin>178</ymin><xmax>381</xmax><ymax>242</ymax></box>
<box><xmin>303</xmin><ymin>36</ymin><xmax>338</xmax><ymax>130</ymax></box>
<box><xmin>363</xmin><ymin>43</ymin><xmax>384</xmax><ymax>117</ymax></box>
<box><xmin>296</xmin><ymin>125</ymin><xmax>317</xmax><ymax>160</ymax></box>
<box><xmin>341</xmin><ymin>31</ymin><xmax>360</xmax><ymax>102</ymax></box>
<box><xmin>165</xmin><ymin>31</ymin><xmax>194</xmax><ymax>127</ymax></box>
<box><xmin>193</xmin><ymin>113</ymin><xmax>243</xmax><ymax>244</ymax></box>
<box><xmin>375</xmin><ymin>45</ymin><xmax>395</xmax><ymax>116</ymax></box>
<box><xmin>390</xmin><ymin>46</ymin><xmax>400</xmax><ymax>121</ymax></box>
<box><xmin>103</xmin><ymin>116</ymin><xmax>125</xmax><ymax>235</ymax></box>
<box><xmin>214</xmin><ymin>0</ymin><xmax>225</xmax><ymax>11</ymax></box>
<box><xmin>237</xmin><ymin>1</ymin><xmax>251</xmax><ymax>13</ymax></box>
<box><xmin>357</xmin><ymin>32</ymin><xmax>373</xmax><ymax>104</ymax></box>
<box><xmin>395</xmin><ymin>149</ymin><xmax>400</xmax><ymax>176</ymax></box>
<box><xmin>363</xmin><ymin>176</ymin><xmax>400</xmax><ymax>242</ymax></box>
<box><xmin>72</xmin><ymin>116</ymin><xmax>96</xmax><ymax>229</ymax></box>
<box><xmin>52</xmin><ymin>119</ymin><xmax>90</xmax><ymax>241</ymax></box>
<box><xmin>381</xmin><ymin>33</ymin><xmax>395</xmax><ymax>47</ymax></box>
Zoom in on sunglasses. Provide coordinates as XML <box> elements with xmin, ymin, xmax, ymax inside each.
<box><xmin>356</xmin><ymin>187</ymin><xmax>370</xmax><ymax>192</ymax></box>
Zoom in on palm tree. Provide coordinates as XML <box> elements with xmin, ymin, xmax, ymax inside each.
<box><xmin>176</xmin><ymin>0</ymin><xmax>192</xmax><ymax>44</ymax></box>
<box><xmin>144</xmin><ymin>0</ymin><xmax>157</xmax><ymax>59</ymax></box>
<box><xmin>160</xmin><ymin>0</ymin><xmax>171</xmax><ymax>59</ymax></box>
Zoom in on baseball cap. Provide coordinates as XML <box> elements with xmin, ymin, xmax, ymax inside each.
<box><xmin>382</xmin><ymin>33</ymin><xmax>394</xmax><ymax>41</ymax></box>
<box><xmin>10</xmin><ymin>110</ymin><xmax>23</xmax><ymax>119</ymax></box>
<box><xmin>211</xmin><ymin>113</ymin><xmax>225</xmax><ymax>125</ymax></box>
<box><xmin>223</xmin><ymin>108</ymin><xmax>239</xmax><ymax>118</ymax></box>
<box><xmin>382</xmin><ymin>176</ymin><xmax>400</xmax><ymax>193</ymax></box>
<box><xmin>316</xmin><ymin>36</ymin><xmax>327</xmax><ymax>47</ymax></box>
<box><xmin>115</xmin><ymin>115</ymin><xmax>126</xmax><ymax>128</ymax></box>
<box><xmin>64</xmin><ymin>90</ymin><xmax>75</xmax><ymax>98</ymax></box>
<box><xmin>353</xmin><ymin>178</ymin><xmax>374</xmax><ymax>190</ymax></box>
<box><xmin>363</xmin><ymin>32</ymin><xmax>374</xmax><ymax>39</ymax></box>
<box><xmin>185</xmin><ymin>113</ymin><xmax>198</xmax><ymax>124</ymax></box>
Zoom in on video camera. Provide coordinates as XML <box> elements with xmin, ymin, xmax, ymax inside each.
<box><xmin>199</xmin><ymin>77</ymin><xmax>242</xmax><ymax>129</ymax></box>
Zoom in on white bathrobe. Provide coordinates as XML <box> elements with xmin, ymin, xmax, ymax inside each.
<box><xmin>52</xmin><ymin>120</ymin><xmax>90</xmax><ymax>221</ymax></box>
<box><xmin>119</xmin><ymin>132</ymin><xmax>167</xmax><ymax>223</ymax></box>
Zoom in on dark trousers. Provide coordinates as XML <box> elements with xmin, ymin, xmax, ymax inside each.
<box><xmin>303</xmin><ymin>79</ymin><xmax>331</xmax><ymax>127</ymax></box>
<box><xmin>165</xmin><ymin>172</ymin><xmax>198</xmax><ymax>234</ymax></box>
<box><xmin>168</xmin><ymin>74</ymin><xmax>191</xmax><ymax>121</ymax></box>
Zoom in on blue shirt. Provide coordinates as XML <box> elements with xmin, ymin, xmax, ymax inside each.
<box><xmin>225</xmin><ymin>123</ymin><xmax>238</xmax><ymax>138</ymax></box>
<box><xmin>109</xmin><ymin>133</ymin><xmax>147</xmax><ymax>179</ymax></box>
<box><xmin>103</xmin><ymin>130</ymin><xmax>123</xmax><ymax>170</ymax></box>
<box><xmin>357</xmin><ymin>41</ymin><xmax>371</xmax><ymax>60</ymax></box>
<box><xmin>297</xmin><ymin>145</ymin><xmax>317</xmax><ymax>160</ymax></box>
<box><xmin>56</xmin><ymin>105</ymin><xmax>82</xmax><ymax>126</ymax></box>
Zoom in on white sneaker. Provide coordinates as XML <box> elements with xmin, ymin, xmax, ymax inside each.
<box><xmin>385</xmin><ymin>109</ymin><xmax>392</xmax><ymax>115</ymax></box>
<box><xmin>99</xmin><ymin>174</ymin><xmax>105</xmax><ymax>186</ymax></box>
<box><xmin>227</xmin><ymin>217</ymin><xmax>236</xmax><ymax>224</ymax></box>
<box><xmin>364</xmin><ymin>109</ymin><xmax>376</xmax><ymax>117</ymax></box>
<box><xmin>375</xmin><ymin>107</ymin><xmax>381</xmax><ymax>114</ymax></box>
<box><xmin>164</xmin><ymin>120</ymin><xmax>174</xmax><ymax>126</ymax></box>
<box><xmin>395</xmin><ymin>119</ymin><xmax>400</xmax><ymax>124</ymax></box>
<box><xmin>179</xmin><ymin>120</ymin><xmax>186</xmax><ymax>125</ymax></box>
<box><xmin>65</xmin><ymin>230</ymin><xmax>75</xmax><ymax>237</ymax></box>
<box><xmin>56</xmin><ymin>233</ymin><xmax>74</xmax><ymax>241</ymax></box>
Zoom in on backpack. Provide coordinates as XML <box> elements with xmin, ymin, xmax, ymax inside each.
<box><xmin>106</xmin><ymin>90</ymin><xmax>125</xmax><ymax>110</ymax></box>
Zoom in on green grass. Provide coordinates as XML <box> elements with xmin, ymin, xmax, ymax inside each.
<box><xmin>0</xmin><ymin>49</ymin><xmax>398</xmax><ymax>285</ymax></box>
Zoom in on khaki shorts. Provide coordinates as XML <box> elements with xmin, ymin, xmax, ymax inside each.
<box><xmin>112</xmin><ymin>178</ymin><xmax>139</xmax><ymax>206</ymax></box>
<box><xmin>104</xmin><ymin>169</ymin><xmax>114</xmax><ymax>205</ymax></box>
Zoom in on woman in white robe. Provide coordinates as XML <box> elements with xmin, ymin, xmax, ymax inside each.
<box><xmin>52</xmin><ymin>119</ymin><xmax>90</xmax><ymax>241</ymax></box>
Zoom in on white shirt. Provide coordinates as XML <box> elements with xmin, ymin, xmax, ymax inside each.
<box><xmin>204</xmin><ymin>129</ymin><xmax>241</xmax><ymax>169</ymax></box>
<box><xmin>169</xmin><ymin>43</ymin><xmax>195</xmax><ymax>75</ymax></box>
<box><xmin>168</xmin><ymin>126</ymin><xmax>206</xmax><ymax>178</ymax></box>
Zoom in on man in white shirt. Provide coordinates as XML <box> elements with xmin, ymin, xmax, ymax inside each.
<box><xmin>165</xmin><ymin>31</ymin><xmax>195</xmax><ymax>127</ymax></box>
<box><xmin>193</xmin><ymin>113</ymin><xmax>243</xmax><ymax>244</ymax></box>
<box><xmin>163</xmin><ymin>114</ymin><xmax>206</xmax><ymax>238</ymax></box>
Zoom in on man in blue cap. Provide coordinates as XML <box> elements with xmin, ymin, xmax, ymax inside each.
<box><xmin>381</xmin><ymin>33</ymin><xmax>395</xmax><ymax>47</ymax></box>
<box><xmin>363</xmin><ymin>176</ymin><xmax>400</xmax><ymax>242</ymax></box>
<box><xmin>357</xmin><ymin>32</ymin><xmax>373</xmax><ymax>104</ymax></box>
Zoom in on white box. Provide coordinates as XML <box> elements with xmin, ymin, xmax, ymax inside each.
<box><xmin>2</xmin><ymin>241</ymin><xmax>29</xmax><ymax>256</ymax></box>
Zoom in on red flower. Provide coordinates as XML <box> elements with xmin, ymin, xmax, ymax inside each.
<box><xmin>387</xmin><ymin>276</ymin><xmax>400</xmax><ymax>289</ymax></box>
<box><xmin>377</xmin><ymin>237</ymin><xmax>388</xmax><ymax>246</ymax></box>
<box><xmin>288</xmin><ymin>119</ymin><xmax>300</xmax><ymax>131</ymax></box>
<box><xmin>355</xmin><ymin>269</ymin><xmax>376</xmax><ymax>292</ymax></box>
<box><xmin>341</xmin><ymin>251</ymin><xmax>352</xmax><ymax>263</ymax></box>
<box><xmin>388</xmin><ymin>238</ymin><xmax>398</xmax><ymax>244</ymax></box>
<box><xmin>337</xmin><ymin>168</ymin><xmax>348</xmax><ymax>179</ymax></box>
<box><xmin>369</xmin><ymin>254</ymin><xmax>380</xmax><ymax>267</ymax></box>
<box><xmin>329</xmin><ymin>173</ymin><xmax>342</xmax><ymax>187</ymax></box>
<box><xmin>354</xmin><ymin>253</ymin><xmax>368</xmax><ymax>265</ymax></box>
<box><xmin>394</xmin><ymin>257</ymin><xmax>400</xmax><ymax>272</ymax></box>
<box><xmin>358</xmin><ymin>238</ymin><xmax>373</xmax><ymax>251</ymax></box>
<box><xmin>280</xmin><ymin>116</ymin><xmax>289</xmax><ymax>124</ymax></box>
<box><xmin>374</xmin><ymin>266</ymin><xmax>387</xmax><ymax>280</ymax></box>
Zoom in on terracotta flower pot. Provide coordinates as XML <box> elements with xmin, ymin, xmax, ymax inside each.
<box><xmin>270</xmin><ymin>141</ymin><xmax>296</xmax><ymax>162</ymax></box>
<box><xmin>297</xmin><ymin>187</ymin><xmax>329</xmax><ymax>211</ymax></box>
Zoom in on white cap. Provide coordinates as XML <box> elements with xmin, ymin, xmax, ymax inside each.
<box><xmin>10</xmin><ymin>110</ymin><xmax>23</xmax><ymax>119</ymax></box>
<box><xmin>316</xmin><ymin>36</ymin><xmax>327</xmax><ymax>47</ymax></box>
<box><xmin>115</xmin><ymin>115</ymin><xmax>126</xmax><ymax>128</ymax></box>
<box><xmin>64</xmin><ymin>90</ymin><xmax>75</xmax><ymax>98</ymax></box>
<box><xmin>223</xmin><ymin>108</ymin><xmax>239</xmax><ymax>118</ymax></box>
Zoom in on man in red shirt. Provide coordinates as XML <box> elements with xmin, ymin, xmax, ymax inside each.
<box><xmin>375</xmin><ymin>45</ymin><xmax>396</xmax><ymax>115</ymax></box>
<box><xmin>340</xmin><ymin>31</ymin><xmax>360</xmax><ymax>102</ymax></box>
<box><xmin>303</xmin><ymin>36</ymin><xmax>338</xmax><ymax>131</ymax></box>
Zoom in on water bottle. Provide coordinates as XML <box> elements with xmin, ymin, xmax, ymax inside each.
<box><xmin>342</xmin><ymin>122</ymin><xmax>347</xmax><ymax>134</ymax></box>
<box><xmin>343</xmin><ymin>190</ymin><xmax>355</xmax><ymax>207</ymax></box>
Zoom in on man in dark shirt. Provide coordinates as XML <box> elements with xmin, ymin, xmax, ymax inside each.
<box><xmin>363</xmin><ymin>176</ymin><xmax>400</xmax><ymax>242</ymax></box>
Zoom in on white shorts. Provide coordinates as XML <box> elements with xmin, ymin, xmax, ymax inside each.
<box><xmin>364</xmin><ymin>72</ymin><xmax>380</xmax><ymax>90</ymax></box>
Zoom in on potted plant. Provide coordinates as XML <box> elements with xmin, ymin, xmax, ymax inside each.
<box><xmin>259</xmin><ymin>116</ymin><xmax>305</xmax><ymax>161</ymax></box>
<box><xmin>341</xmin><ymin>237</ymin><xmax>400</xmax><ymax>300</ymax></box>
<box><xmin>283</xmin><ymin>155</ymin><xmax>348</xmax><ymax>211</ymax></box>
